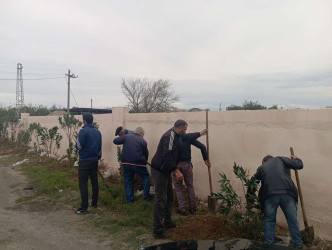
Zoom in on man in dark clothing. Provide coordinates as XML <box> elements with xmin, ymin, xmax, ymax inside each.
<box><xmin>151</xmin><ymin>120</ymin><xmax>207</xmax><ymax>238</ymax></box>
<box><xmin>115</xmin><ymin>126</ymin><xmax>133</xmax><ymax>137</ymax></box>
<box><xmin>255</xmin><ymin>154</ymin><xmax>303</xmax><ymax>248</ymax></box>
<box><xmin>172</xmin><ymin>138</ymin><xmax>210</xmax><ymax>215</ymax></box>
<box><xmin>113</xmin><ymin>127</ymin><xmax>150</xmax><ymax>203</ymax></box>
<box><xmin>75</xmin><ymin>113</ymin><xmax>102</xmax><ymax>214</ymax></box>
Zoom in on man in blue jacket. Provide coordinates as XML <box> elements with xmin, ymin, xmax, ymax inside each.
<box><xmin>255</xmin><ymin>155</ymin><xmax>303</xmax><ymax>248</ymax></box>
<box><xmin>115</xmin><ymin>126</ymin><xmax>133</xmax><ymax>137</ymax></box>
<box><xmin>113</xmin><ymin>127</ymin><xmax>150</xmax><ymax>203</ymax></box>
<box><xmin>75</xmin><ymin>113</ymin><xmax>102</xmax><ymax>214</ymax></box>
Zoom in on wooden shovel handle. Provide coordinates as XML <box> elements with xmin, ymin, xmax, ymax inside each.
<box><xmin>206</xmin><ymin>109</ymin><xmax>213</xmax><ymax>194</ymax></box>
<box><xmin>290</xmin><ymin>147</ymin><xmax>309</xmax><ymax>228</ymax></box>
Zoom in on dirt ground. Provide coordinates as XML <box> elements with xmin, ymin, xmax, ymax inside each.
<box><xmin>0</xmin><ymin>160</ymin><xmax>117</xmax><ymax>249</ymax></box>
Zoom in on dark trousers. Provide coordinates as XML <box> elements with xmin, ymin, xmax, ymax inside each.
<box><xmin>78</xmin><ymin>160</ymin><xmax>99</xmax><ymax>210</ymax></box>
<box><xmin>151</xmin><ymin>167</ymin><xmax>173</xmax><ymax>233</ymax></box>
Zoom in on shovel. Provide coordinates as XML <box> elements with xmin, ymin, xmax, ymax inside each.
<box><xmin>98</xmin><ymin>168</ymin><xmax>116</xmax><ymax>198</ymax></box>
<box><xmin>290</xmin><ymin>147</ymin><xmax>314</xmax><ymax>245</ymax></box>
<box><xmin>206</xmin><ymin>109</ymin><xmax>216</xmax><ymax>213</ymax></box>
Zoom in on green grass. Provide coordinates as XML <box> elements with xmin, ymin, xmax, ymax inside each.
<box><xmin>20</xmin><ymin>163</ymin><xmax>77</xmax><ymax>197</ymax></box>
<box><xmin>0</xmin><ymin>139</ymin><xmax>185</xmax><ymax>248</ymax></box>
<box><xmin>17</xmin><ymin>157</ymin><xmax>157</xmax><ymax>248</ymax></box>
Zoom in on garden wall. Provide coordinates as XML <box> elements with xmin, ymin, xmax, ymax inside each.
<box><xmin>21</xmin><ymin>108</ymin><xmax>332</xmax><ymax>239</ymax></box>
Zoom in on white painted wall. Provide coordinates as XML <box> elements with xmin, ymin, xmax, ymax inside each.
<box><xmin>21</xmin><ymin>108</ymin><xmax>332</xmax><ymax>239</ymax></box>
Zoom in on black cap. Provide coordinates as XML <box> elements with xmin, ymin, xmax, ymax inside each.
<box><xmin>115</xmin><ymin>126</ymin><xmax>123</xmax><ymax>136</ymax></box>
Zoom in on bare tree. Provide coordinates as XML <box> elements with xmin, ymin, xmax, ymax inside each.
<box><xmin>121</xmin><ymin>78</ymin><xmax>179</xmax><ymax>113</ymax></box>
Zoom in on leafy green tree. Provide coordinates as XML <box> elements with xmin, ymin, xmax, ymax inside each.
<box><xmin>213</xmin><ymin>163</ymin><xmax>263</xmax><ymax>239</ymax></box>
<box><xmin>226</xmin><ymin>105</ymin><xmax>243</xmax><ymax>110</ymax></box>
<box><xmin>226</xmin><ymin>100</ymin><xmax>268</xmax><ymax>111</ymax></box>
<box><xmin>29</xmin><ymin>122</ymin><xmax>62</xmax><ymax>157</ymax></box>
<box><xmin>21</xmin><ymin>104</ymin><xmax>50</xmax><ymax>116</ymax></box>
<box><xmin>16</xmin><ymin>128</ymin><xmax>32</xmax><ymax>152</ymax></box>
<box><xmin>58</xmin><ymin>114</ymin><xmax>82</xmax><ymax>167</ymax></box>
<box><xmin>268</xmin><ymin>104</ymin><xmax>278</xmax><ymax>110</ymax></box>
<box><xmin>242</xmin><ymin>100</ymin><xmax>266</xmax><ymax>110</ymax></box>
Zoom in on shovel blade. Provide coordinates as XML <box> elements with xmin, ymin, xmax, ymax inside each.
<box><xmin>208</xmin><ymin>195</ymin><xmax>216</xmax><ymax>213</ymax></box>
<box><xmin>301</xmin><ymin>226</ymin><xmax>314</xmax><ymax>245</ymax></box>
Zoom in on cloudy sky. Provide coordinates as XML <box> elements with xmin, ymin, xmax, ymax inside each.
<box><xmin>1</xmin><ymin>0</ymin><xmax>331</xmax><ymax>110</ymax></box>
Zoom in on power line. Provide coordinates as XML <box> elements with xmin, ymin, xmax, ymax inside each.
<box><xmin>0</xmin><ymin>77</ymin><xmax>66</xmax><ymax>80</ymax></box>
<box><xmin>70</xmin><ymin>89</ymin><xmax>79</xmax><ymax>107</ymax></box>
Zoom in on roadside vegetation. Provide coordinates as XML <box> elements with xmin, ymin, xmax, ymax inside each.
<box><xmin>0</xmin><ymin>137</ymin><xmax>158</xmax><ymax>249</ymax></box>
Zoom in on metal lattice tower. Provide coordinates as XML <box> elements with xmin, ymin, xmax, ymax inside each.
<box><xmin>16</xmin><ymin>63</ymin><xmax>24</xmax><ymax>110</ymax></box>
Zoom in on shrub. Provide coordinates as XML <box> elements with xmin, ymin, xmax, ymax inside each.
<box><xmin>213</xmin><ymin>162</ymin><xmax>263</xmax><ymax>239</ymax></box>
<box><xmin>58</xmin><ymin>114</ymin><xmax>82</xmax><ymax>167</ymax></box>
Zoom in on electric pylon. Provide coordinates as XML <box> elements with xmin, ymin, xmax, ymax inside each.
<box><xmin>16</xmin><ymin>63</ymin><xmax>24</xmax><ymax>113</ymax></box>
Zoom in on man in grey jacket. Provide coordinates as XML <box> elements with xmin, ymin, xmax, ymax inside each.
<box><xmin>255</xmin><ymin>155</ymin><xmax>303</xmax><ymax>249</ymax></box>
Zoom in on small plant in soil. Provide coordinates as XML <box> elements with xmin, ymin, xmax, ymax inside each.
<box><xmin>213</xmin><ymin>162</ymin><xmax>263</xmax><ymax>240</ymax></box>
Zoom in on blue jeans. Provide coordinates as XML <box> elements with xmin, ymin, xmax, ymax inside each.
<box><xmin>264</xmin><ymin>194</ymin><xmax>303</xmax><ymax>248</ymax></box>
<box><xmin>122</xmin><ymin>164</ymin><xmax>150</xmax><ymax>203</ymax></box>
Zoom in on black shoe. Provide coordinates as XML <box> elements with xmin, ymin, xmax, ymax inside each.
<box><xmin>75</xmin><ymin>208</ymin><xmax>87</xmax><ymax>215</ymax></box>
<box><xmin>153</xmin><ymin>230</ymin><xmax>169</xmax><ymax>239</ymax></box>
<box><xmin>176</xmin><ymin>208</ymin><xmax>187</xmax><ymax>216</ymax></box>
<box><xmin>89</xmin><ymin>202</ymin><xmax>98</xmax><ymax>208</ymax></box>
<box><xmin>164</xmin><ymin>221</ymin><xmax>176</xmax><ymax>229</ymax></box>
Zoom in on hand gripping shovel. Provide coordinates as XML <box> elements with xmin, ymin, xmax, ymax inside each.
<box><xmin>206</xmin><ymin>109</ymin><xmax>216</xmax><ymax>213</ymax></box>
<box><xmin>290</xmin><ymin>147</ymin><xmax>314</xmax><ymax>245</ymax></box>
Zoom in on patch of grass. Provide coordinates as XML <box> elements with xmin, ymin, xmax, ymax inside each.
<box><xmin>20</xmin><ymin>163</ymin><xmax>77</xmax><ymax>197</ymax></box>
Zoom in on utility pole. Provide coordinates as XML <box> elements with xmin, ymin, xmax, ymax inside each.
<box><xmin>65</xmin><ymin>69</ymin><xmax>78</xmax><ymax>114</ymax></box>
<box><xmin>219</xmin><ymin>102</ymin><xmax>222</xmax><ymax>111</ymax></box>
<box><xmin>16</xmin><ymin>63</ymin><xmax>24</xmax><ymax>114</ymax></box>
<box><xmin>90</xmin><ymin>98</ymin><xmax>92</xmax><ymax>113</ymax></box>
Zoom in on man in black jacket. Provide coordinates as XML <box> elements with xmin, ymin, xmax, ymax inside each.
<box><xmin>151</xmin><ymin>120</ymin><xmax>207</xmax><ymax>238</ymax></box>
<box><xmin>255</xmin><ymin>155</ymin><xmax>303</xmax><ymax>248</ymax></box>
<box><xmin>113</xmin><ymin>127</ymin><xmax>149</xmax><ymax>203</ymax></box>
<box><xmin>172</xmin><ymin>138</ymin><xmax>210</xmax><ymax>215</ymax></box>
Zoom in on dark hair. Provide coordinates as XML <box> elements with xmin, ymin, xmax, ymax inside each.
<box><xmin>174</xmin><ymin>120</ymin><xmax>188</xmax><ymax>128</ymax></box>
<box><xmin>174</xmin><ymin>119</ymin><xmax>187</xmax><ymax>128</ymax></box>
<box><xmin>82</xmin><ymin>113</ymin><xmax>93</xmax><ymax>124</ymax></box>
<box><xmin>262</xmin><ymin>155</ymin><xmax>273</xmax><ymax>164</ymax></box>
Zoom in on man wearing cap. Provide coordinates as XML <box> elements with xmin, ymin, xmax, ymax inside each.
<box><xmin>115</xmin><ymin>126</ymin><xmax>133</xmax><ymax>137</ymax></box>
<box><xmin>150</xmin><ymin>120</ymin><xmax>207</xmax><ymax>238</ymax></box>
<box><xmin>75</xmin><ymin>113</ymin><xmax>102</xmax><ymax>214</ymax></box>
<box><xmin>113</xmin><ymin>127</ymin><xmax>150</xmax><ymax>203</ymax></box>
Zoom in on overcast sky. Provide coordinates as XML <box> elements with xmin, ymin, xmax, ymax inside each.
<box><xmin>1</xmin><ymin>0</ymin><xmax>331</xmax><ymax>110</ymax></box>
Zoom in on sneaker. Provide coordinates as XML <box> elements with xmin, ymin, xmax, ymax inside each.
<box><xmin>164</xmin><ymin>221</ymin><xmax>176</xmax><ymax>229</ymax></box>
<box><xmin>176</xmin><ymin>208</ymin><xmax>187</xmax><ymax>216</ymax></box>
<box><xmin>75</xmin><ymin>208</ymin><xmax>87</xmax><ymax>215</ymax></box>
<box><xmin>89</xmin><ymin>202</ymin><xmax>98</xmax><ymax>208</ymax></box>
<box><xmin>153</xmin><ymin>230</ymin><xmax>169</xmax><ymax>239</ymax></box>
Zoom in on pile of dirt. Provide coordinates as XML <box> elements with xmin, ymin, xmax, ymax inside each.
<box><xmin>170</xmin><ymin>214</ymin><xmax>232</xmax><ymax>241</ymax></box>
<box><xmin>170</xmin><ymin>213</ymin><xmax>332</xmax><ymax>250</ymax></box>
